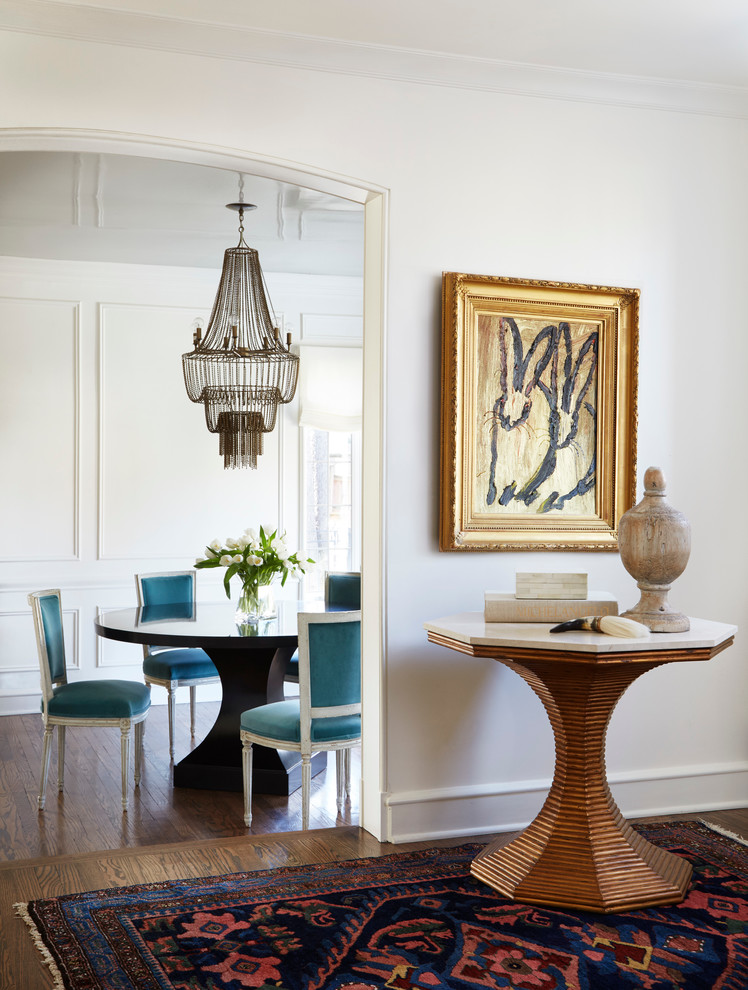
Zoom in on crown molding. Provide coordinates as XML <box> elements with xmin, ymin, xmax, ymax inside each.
<box><xmin>2</xmin><ymin>1</ymin><xmax>748</xmax><ymax>119</ymax></box>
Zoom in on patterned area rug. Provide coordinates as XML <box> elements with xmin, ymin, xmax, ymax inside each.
<box><xmin>16</xmin><ymin>821</ymin><xmax>748</xmax><ymax>990</ymax></box>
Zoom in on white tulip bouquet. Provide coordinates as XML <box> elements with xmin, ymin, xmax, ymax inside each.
<box><xmin>195</xmin><ymin>526</ymin><xmax>314</xmax><ymax>603</ymax></box>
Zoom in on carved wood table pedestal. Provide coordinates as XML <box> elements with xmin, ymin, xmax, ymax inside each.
<box><xmin>424</xmin><ymin>614</ymin><xmax>736</xmax><ymax>914</ymax></box>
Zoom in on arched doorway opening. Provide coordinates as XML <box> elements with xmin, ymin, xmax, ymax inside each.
<box><xmin>0</xmin><ymin>127</ymin><xmax>387</xmax><ymax>839</ymax></box>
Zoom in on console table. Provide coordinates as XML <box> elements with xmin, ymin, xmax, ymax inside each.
<box><xmin>424</xmin><ymin>614</ymin><xmax>736</xmax><ymax>913</ymax></box>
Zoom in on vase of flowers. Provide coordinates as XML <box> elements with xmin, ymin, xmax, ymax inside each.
<box><xmin>195</xmin><ymin>526</ymin><xmax>313</xmax><ymax>625</ymax></box>
<box><xmin>235</xmin><ymin>582</ymin><xmax>275</xmax><ymax>623</ymax></box>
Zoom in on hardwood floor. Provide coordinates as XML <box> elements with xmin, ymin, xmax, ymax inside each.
<box><xmin>1</xmin><ymin>701</ymin><xmax>746</xmax><ymax>988</ymax></box>
<box><xmin>0</xmin><ymin>701</ymin><xmax>354</xmax><ymax>862</ymax></box>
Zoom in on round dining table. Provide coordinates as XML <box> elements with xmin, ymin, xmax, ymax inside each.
<box><xmin>95</xmin><ymin>599</ymin><xmax>329</xmax><ymax>794</ymax></box>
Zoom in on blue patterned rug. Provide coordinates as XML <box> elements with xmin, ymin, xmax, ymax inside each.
<box><xmin>16</xmin><ymin>821</ymin><xmax>748</xmax><ymax>989</ymax></box>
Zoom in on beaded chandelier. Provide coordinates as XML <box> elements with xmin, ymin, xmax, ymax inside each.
<box><xmin>182</xmin><ymin>203</ymin><xmax>299</xmax><ymax>469</ymax></box>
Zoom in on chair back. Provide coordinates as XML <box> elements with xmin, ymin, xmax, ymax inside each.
<box><xmin>136</xmin><ymin>571</ymin><xmax>197</xmax><ymax>607</ymax></box>
<box><xmin>324</xmin><ymin>571</ymin><xmax>361</xmax><ymax>609</ymax></box>
<box><xmin>28</xmin><ymin>589</ymin><xmax>67</xmax><ymax>710</ymax></box>
<box><xmin>135</xmin><ymin>571</ymin><xmax>197</xmax><ymax>656</ymax></box>
<box><xmin>297</xmin><ymin>610</ymin><xmax>361</xmax><ymax>751</ymax></box>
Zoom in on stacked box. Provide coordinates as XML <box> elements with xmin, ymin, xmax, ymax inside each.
<box><xmin>485</xmin><ymin>591</ymin><xmax>618</xmax><ymax>623</ymax></box>
<box><xmin>516</xmin><ymin>572</ymin><xmax>588</xmax><ymax>600</ymax></box>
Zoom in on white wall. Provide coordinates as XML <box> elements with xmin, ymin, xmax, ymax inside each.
<box><xmin>0</xmin><ymin>255</ymin><xmax>363</xmax><ymax>712</ymax></box>
<box><xmin>0</xmin><ymin>23</ymin><xmax>747</xmax><ymax>841</ymax></box>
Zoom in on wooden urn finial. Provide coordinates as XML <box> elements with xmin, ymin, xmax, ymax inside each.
<box><xmin>618</xmin><ymin>466</ymin><xmax>691</xmax><ymax>632</ymax></box>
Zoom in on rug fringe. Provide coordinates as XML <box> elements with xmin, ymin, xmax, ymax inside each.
<box><xmin>698</xmin><ymin>820</ymin><xmax>748</xmax><ymax>847</ymax></box>
<box><xmin>14</xmin><ymin>901</ymin><xmax>66</xmax><ymax>990</ymax></box>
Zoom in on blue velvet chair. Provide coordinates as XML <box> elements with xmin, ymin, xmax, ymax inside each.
<box><xmin>285</xmin><ymin>571</ymin><xmax>361</xmax><ymax>685</ymax></box>
<box><xmin>28</xmin><ymin>589</ymin><xmax>151</xmax><ymax>812</ymax></box>
<box><xmin>135</xmin><ymin>571</ymin><xmax>219</xmax><ymax>758</ymax></box>
<box><xmin>325</xmin><ymin>571</ymin><xmax>361</xmax><ymax>608</ymax></box>
<box><xmin>242</xmin><ymin>609</ymin><xmax>361</xmax><ymax>829</ymax></box>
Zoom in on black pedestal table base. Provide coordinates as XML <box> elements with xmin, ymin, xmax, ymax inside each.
<box><xmin>173</xmin><ymin>644</ymin><xmax>325</xmax><ymax>794</ymax></box>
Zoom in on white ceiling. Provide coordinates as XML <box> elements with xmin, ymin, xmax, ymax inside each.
<box><xmin>0</xmin><ymin>151</ymin><xmax>364</xmax><ymax>275</ymax></box>
<box><xmin>40</xmin><ymin>0</ymin><xmax>748</xmax><ymax>89</ymax></box>
<box><xmin>2</xmin><ymin>2</ymin><xmax>745</xmax><ymax>274</ymax></box>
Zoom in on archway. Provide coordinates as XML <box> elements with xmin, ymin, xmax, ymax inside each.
<box><xmin>0</xmin><ymin>127</ymin><xmax>387</xmax><ymax>839</ymax></box>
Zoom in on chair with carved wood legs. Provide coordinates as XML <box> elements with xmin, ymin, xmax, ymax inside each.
<box><xmin>135</xmin><ymin>570</ymin><xmax>219</xmax><ymax>759</ymax></box>
<box><xmin>29</xmin><ymin>589</ymin><xmax>151</xmax><ymax>812</ymax></box>
<box><xmin>242</xmin><ymin>609</ymin><xmax>361</xmax><ymax>829</ymax></box>
<box><xmin>285</xmin><ymin>571</ymin><xmax>361</xmax><ymax>686</ymax></box>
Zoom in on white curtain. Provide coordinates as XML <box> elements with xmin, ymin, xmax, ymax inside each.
<box><xmin>298</xmin><ymin>345</ymin><xmax>362</xmax><ymax>432</ymax></box>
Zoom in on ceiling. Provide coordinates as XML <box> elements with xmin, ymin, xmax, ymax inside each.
<box><xmin>40</xmin><ymin>0</ymin><xmax>748</xmax><ymax>89</ymax></box>
<box><xmin>2</xmin><ymin>3</ymin><xmax>745</xmax><ymax>274</ymax></box>
<box><xmin>0</xmin><ymin>151</ymin><xmax>364</xmax><ymax>275</ymax></box>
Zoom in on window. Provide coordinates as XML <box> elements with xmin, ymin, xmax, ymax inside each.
<box><xmin>302</xmin><ymin>426</ymin><xmax>361</xmax><ymax>600</ymax></box>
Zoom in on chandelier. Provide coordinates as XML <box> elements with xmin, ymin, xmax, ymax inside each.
<box><xmin>182</xmin><ymin>202</ymin><xmax>299</xmax><ymax>469</ymax></box>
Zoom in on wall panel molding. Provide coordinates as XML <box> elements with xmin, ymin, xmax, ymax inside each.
<box><xmin>94</xmin><ymin>605</ymin><xmax>141</xmax><ymax>668</ymax></box>
<box><xmin>0</xmin><ymin>610</ymin><xmax>40</xmax><ymax>674</ymax></box>
<box><xmin>0</xmin><ymin>580</ymin><xmax>133</xmax><ymax>594</ymax></box>
<box><xmin>97</xmin><ymin>300</ymin><xmax>210</xmax><ymax>561</ymax></box>
<box><xmin>0</xmin><ymin>606</ymin><xmax>79</xmax><ymax>674</ymax></box>
<box><xmin>0</xmin><ymin>295</ymin><xmax>80</xmax><ymax>561</ymax></box>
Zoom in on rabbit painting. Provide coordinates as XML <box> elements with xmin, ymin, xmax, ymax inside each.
<box><xmin>475</xmin><ymin>314</ymin><xmax>598</xmax><ymax>517</ymax></box>
<box><xmin>439</xmin><ymin>271</ymin><xmax>638</xmax><ymax>552</ymax></box>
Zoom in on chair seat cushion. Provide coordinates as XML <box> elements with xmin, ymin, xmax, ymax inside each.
<box><xmin>241</xmin><ymin>701</ymin><xmax>361</xmax><ymax>744</ymax></box>
<box><xmin>143</xmin><ymin>648</ymin><xmax>217</xmax><ymax>682</ymax></box>
<box><xmin>48</xmin><ymin>680</ymin><xmax>151</xmax><ymax>719</ymax></box>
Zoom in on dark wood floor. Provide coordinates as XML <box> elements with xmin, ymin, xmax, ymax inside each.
<box><xmin>1</xmin><ymin>701</ymin><xmax>746</xmax><ymax>988</ymax></box>
<box><xmin>0</xmin><ymin>701</ymin><xmax>354</xmax><ymax>862</ymax></box>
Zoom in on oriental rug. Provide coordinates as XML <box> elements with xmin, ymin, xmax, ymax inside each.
<box><xmin>16</xmin><ymin>821</ymin><xmax>748</xmax><ymax>990</ymax></box>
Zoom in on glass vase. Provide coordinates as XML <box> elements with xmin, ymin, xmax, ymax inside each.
<box><xmin>235</xmin><ymin>582</ymin><xmax>276</xmax><ymax>625</ymax></box>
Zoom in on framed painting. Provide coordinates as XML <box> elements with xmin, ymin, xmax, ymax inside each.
<box><xmin>440</xmin><ymin>273</ymin><xmax>638</xmax><ymax>551</ymax></box>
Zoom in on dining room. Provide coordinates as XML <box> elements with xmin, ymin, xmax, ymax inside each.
<box><xmin>0</xmin><ymin>147</ymin><xmax>368</xmax><ymax>845</ymax></box>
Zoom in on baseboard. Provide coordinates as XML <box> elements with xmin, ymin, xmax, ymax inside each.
<box><xmin>384</xmin><ymin>762</ymin><xmax>748</xmax><ymax>843</ymax></box>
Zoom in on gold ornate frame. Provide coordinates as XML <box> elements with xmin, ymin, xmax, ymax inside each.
<box><xmin>440</xmin><ymin>273</ymin><xmax>638</xmax><ymax>551</ymax></box>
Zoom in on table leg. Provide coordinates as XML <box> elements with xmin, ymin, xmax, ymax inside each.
<box><xmin>471</xmin><ymin>657</ymin><xmax>693</xmax><ymax>913</ymax></box>
<box><xmin>173</xmin><ymin>645</ymin><xmax>325</xmax><ymax>793</ymax></box>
